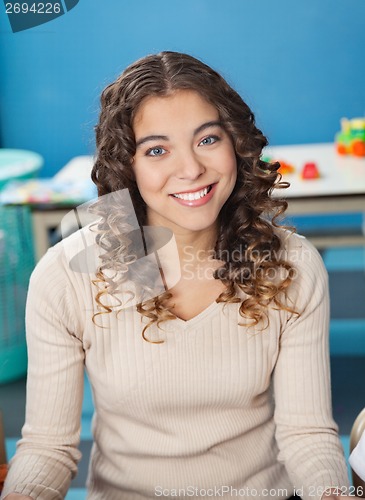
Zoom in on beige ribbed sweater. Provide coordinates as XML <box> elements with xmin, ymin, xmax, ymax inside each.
<box><xmin>2</xmin><ymin>228</ymin><xmax>349</xmax><ymax>500</ymax></box>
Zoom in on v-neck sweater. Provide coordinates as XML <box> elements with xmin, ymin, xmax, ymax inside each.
<box><xmin>2</xmin><ymin>227</ymin><xmax>349</xmax><ymax>500</ymax></box>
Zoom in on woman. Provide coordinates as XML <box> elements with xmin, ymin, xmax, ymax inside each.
<box><xmin>2</xmin><ymin>52</ymin><xmax>357</xmax><ymax>500</ymax></box>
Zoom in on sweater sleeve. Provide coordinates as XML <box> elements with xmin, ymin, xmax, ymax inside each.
<box><xmin>272</xmin><ymin>234</ymin><xmax>349</xmax><ymax>500</ymax></box>
<box><xmin>1</xmin><ymin>245</ymin><xmax>85</xmax><ymax>500</ymax></box>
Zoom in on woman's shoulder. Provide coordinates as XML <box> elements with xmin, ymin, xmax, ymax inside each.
<box><xmin>273</xmin><ymin>227</ymin><xmax>328</xmax><ymax>312</ymax></box>
<box><xmin>274</xmin><ymin>227</ymin><xmax>324</xmax><ymax>271</ymax></box>
<box><xmin>32</xmin><ymin>223</ymin><xmax>100</xmax><ymax>283</ymax></box>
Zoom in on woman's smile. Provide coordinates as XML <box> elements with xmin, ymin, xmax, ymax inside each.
<box><xmin>169</xmin><ymin>182</ymin><xmax>217</xmax><ymax>206</ymax></box>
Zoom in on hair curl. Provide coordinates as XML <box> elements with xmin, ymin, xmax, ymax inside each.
<box><xmin>90</xmin><ymin>51</ymin><xmax>297</xmax><ymax>343</ymax></box>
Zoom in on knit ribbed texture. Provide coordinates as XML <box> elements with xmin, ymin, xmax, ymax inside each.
<box><xmin>2</xmin><ymin>229</ymin><xmax>349</xmax><ymax>500</ymax></box>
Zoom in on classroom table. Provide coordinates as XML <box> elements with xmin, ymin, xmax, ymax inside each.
<box><xmin>31</xmin><ymin>144</ymin><xmax>365</xmax><ymax>259</ymax></box>
<box><xmin>266</xmin><ymin>143</ymin><xmax>365</xmax><ymax>248</ymax></box>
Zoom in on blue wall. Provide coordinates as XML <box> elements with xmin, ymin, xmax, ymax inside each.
<box><xmin>1</xmin><ymin>0</ymin><xmax>365</xmax><ymax>176</ymax></box>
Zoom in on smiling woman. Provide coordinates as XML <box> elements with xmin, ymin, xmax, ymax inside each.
<box><xmin>90</xmin><ymin>51</ymin><xmax>299</xmax><ymax>338</ymax></box>
<box><xmin>1</xmin><ymin>52</ymin><xmax>356</xmax><ymax>500</ymax></box>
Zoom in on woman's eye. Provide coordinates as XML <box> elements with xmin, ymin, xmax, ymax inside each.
<box><xmin>199</xmin><ymin>135</ymin><xmax>219</xmax><ymax>146</ymax></box>
<box><xmin>146</xmin><ymin>146</ymin><xmax>167</xmax><ymax>157</ymax></box>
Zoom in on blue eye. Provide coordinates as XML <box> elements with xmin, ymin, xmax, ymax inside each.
<box><xmin>146</xmin><ymin>146</ymin><xmax>167</xmax><ymax>157</ymax></box>
<box><xmin>199</xmin><ymin>135</ymin><xmax>219</xmax><ymax>146</ymax></box>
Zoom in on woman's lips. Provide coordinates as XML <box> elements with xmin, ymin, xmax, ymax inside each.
<box><xmin>169</xmin><ymin>183</ymin><xmax>217</xmax><ymax>207</ymax></box>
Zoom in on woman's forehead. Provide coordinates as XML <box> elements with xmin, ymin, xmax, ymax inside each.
<box><xmin>133</xmin><ymin>90</ymin><xmax>219</xmax><ymax>130</ymax></box>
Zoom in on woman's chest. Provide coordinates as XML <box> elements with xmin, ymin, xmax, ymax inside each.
<box><xmin>84</xmin><ymin>304</ymin><xmax>282</xmax><ymax>414</ymax></box>
<box><xmin>164</xmin><ymin>272</ymin><xmax>228</xmax><ymax>321</ymax></box>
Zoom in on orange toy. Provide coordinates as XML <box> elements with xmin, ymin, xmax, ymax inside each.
<box><xmin>278</xmin><ymin>160</ymin><xmax>295</xmax><ymax>175</ymax></box>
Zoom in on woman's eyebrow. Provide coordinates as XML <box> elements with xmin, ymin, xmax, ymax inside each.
<box><xmin>136</xmin><ymin>134</ymin><xmax>168</xmax><ymax>148</ymax></box>
<box><xmin>193</xmin><ymin>120</ymin><xmax>223</xmax><ymax>136</ymax></box>
<box><xmin>135</xmin><ymin>121</ymin><xmax>224</xmax><ymax>149</ymax></box>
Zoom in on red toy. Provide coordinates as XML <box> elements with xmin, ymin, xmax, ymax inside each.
<box><xmin>301</xmin><ymin>162</ymin><xmax>320</xmax><ymax>180</ymax></box>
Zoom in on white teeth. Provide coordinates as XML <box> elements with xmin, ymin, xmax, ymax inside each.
<box><xmin>173</xmin><ymin>186</ymin><xmax>209</xmax><ymax>200</ymax></box>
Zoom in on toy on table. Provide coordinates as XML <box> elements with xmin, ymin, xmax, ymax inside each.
<box><xmin>262</xmin><ymin>155</ymin><xmax>321</xmax><ymax>180</ymax></box>
<box><xmin>301</xmin><ymin>162</ymin><xmax>320</xmax><ymax>180</ymax></box>
<box><xmin>277</xmin><ymin>160</ymin><xmax>295</xmax><ymax>175</ymax></box>
<box><xmin>261</xmin><ymin>156</ymin><xmax>296</xmax><ymax>175</ymax></box>
<box><xmin>0</xmin><ymin>178</ymin><xmax>96</xmax><ymax>205</ymax></box>
<box><xmin>335</xmin><ymin>117</ymin><xmax>365</xmax><ymax>157</ymax></box>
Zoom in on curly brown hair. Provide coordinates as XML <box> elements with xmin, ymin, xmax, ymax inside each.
<box><xmin>90</xmin><ymin>51</ymin><xmax>297</xmax><ymax>342</ymax></box>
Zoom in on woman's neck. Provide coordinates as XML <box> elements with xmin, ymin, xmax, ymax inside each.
<box><xmin>174</xmin><ymin>229</ymin><xmax>217</xmax><ymax>264</ymax></box>
<box><xmin>144</xmin><ymin>215</ymin><xmax>221</xmax><ymax>286</ymax></box>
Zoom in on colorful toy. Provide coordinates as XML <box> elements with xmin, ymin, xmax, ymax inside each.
<box><xmin>277</xmin><ymin>160</ymin><xmax>295</xmax><ymax>175</ymax></box>
<box><xmin>335</xmin><ymin>117</ymin><xmax>365</xmax><ymax>157</ymax></box>
<box><xmin>301</xmin><ymin>162</ymin><xmax>320</xmax><ymax>180</ymax></box>
<box><xmin>261</xmin><ymin>156</ymin><xmax>296</xmax><ymax>175</ymax></box>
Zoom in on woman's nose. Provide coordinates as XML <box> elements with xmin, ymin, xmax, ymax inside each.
<box><xmin>174</xmin><ymin>150</ymin><xmax>206</xmax><ymax>180</ymax></box>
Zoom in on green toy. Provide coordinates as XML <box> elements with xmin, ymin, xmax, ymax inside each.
<box><xmin>336</xmin><ymin>117</ymin><xmax>365</xmax><ymax>157</ymax></box>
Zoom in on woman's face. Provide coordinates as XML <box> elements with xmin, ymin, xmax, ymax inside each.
<box><xmin>132</xmin><ymin>90</ymin><xmax>237</xmax><ymax>235</ymax></box>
